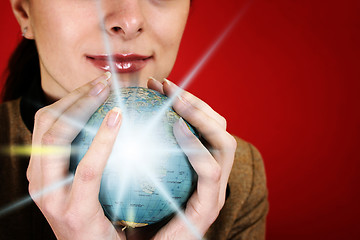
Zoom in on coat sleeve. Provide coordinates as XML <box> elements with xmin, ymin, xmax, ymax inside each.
<box><xmin>227</xmin><ymin>143</ymin><xmax>269</xmax><ymax>240</ymax></box>
<box><xmin>205</xmin><ymin>137</ymin><xmax>269</xmax><ymax>240</ymax></box>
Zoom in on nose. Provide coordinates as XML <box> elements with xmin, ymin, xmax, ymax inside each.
<box><xmin>103</xmin><ymin>1</ymin><xmax>144</xmax><ymax>40</ymax></box>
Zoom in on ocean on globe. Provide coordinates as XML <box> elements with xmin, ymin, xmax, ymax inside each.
<box><xmin>70</xmin><ymin>87</ymin><xmax>197</xmax><ymax>228</ymax></box>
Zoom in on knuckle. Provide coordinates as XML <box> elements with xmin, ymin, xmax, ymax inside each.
<box><xmin>63</xmin><ymin>211</ymin><xmax>82</xmax><ymax>231</ymax></box>
<box><xmin>28</xmin><ymin>183</ymin><xmax>35</xmax><ymax>199</ymax></box>
<box><xmin>27</xmin><ymin>168</ymin><xmax>38</xmax><ymax>200</ymax></box>
<box><xmin>211</xmin><ymin>210</ymin><xmax>220</xmax><ymax>224</ymax></box>
<box><xmin>34</xmin><ymin>107</ymin><xmax>53</xmax><ymax>127</ymax></box>
<box><xmin>220</xmin><ymin>133</ymin><xmax>237</xmax><ymax>153</ymax></box>
<box><xmin>205</xmin><ymin>208</ymin><xmax>220</xmax><ymax>226</ymax></box>
<box><xmin>41</xmin><ymin>200</ymin><xmax>57</xmax><ymax>216</ymax></box>
<box><xmin>34</xmin><ymin>108</ymin><xmax>47</xmax><ymax>120</ymax></box>
<box><xmin>42</xmin><ymin>127</ymin><xmax>70</xmax><ymax>145</ymax></box>
<box><xmin>41</xmin><ymin>130</ymin><xmax>57</xmax><ymax>145</ymax></box>
<box><xmin>97</xmin><ymin>220</ymin><xmax>113</xmax><ymax>237</ymax></box>
<box><xmin>208</xmin><ymin>163</ymin><xmax>222</xmax><ymax>183</ymax></box>
<box><xmin>219</xmin><ymin>115</ymin><xmax>227</xmax><ymax>129</ymax></box>
<box><xmin>76</xmin><ymin>164</ymin><xmax>98</xmax><ymax>182</ymax></box>
<box><xmin>210</xmin><ymin>211</ymin><xmax>220</xmax><ymax>225</ymax></box>
<box><xmin>228</xmin><ymin>135</ymin><xmax>237</xmax><ymax>151</ymax></box>
<box><xmin>73</xmin><ymin>87</ymin><xmax>83</xmax><ymax>96</ymax></box>
<box><xmin>218</xmin><ymin>195</ymin><xmax>226</xmax><ymax>209</ymax></box>
<box><xmin>26</xmin><ymin>165</ymin><xmax>32</xmax><ymax>182</ymax></box>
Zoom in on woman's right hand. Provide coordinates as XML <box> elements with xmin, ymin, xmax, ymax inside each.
<box><xmin>26</xmin><ymin>72</ymin><xmax>126</xmax><ymax>240</ymax></box>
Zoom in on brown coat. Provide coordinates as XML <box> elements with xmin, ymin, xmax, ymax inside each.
<box><xmin>0</xmin><ymin>99</ymin><xmax>268</xmax><ymax>239</ymax></box>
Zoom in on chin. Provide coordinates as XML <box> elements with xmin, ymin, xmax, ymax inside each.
<box><xmin>111</xmin><ymin>72</ymin><xmax>149</xmax><ymax>88</ymax></box>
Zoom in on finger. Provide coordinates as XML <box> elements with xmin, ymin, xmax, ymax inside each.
<box><xmin>173</xmin><ymin>118</ymin><xmax>222</xmax><ymax>234</ymax></box>
<box><xmin>147</xmin><ymin>77</ymin><xmax>226</xmax><ymax>129</ymax></box>
<box><xmin>28</xmin><ymin>72</ymin><xmax>112</xmax><ymax>193</ymax></box>
<box><xmin>49</xmin><ymin>72</ymin><xmax>112</xmax><ymax>117</ymax></box>
<box><xmin>38</xmin><ymin>75</ymin><xmax>112</xmax><ymax>191</ymax></box>
<box><xmin>32</xmin><ymin>72</ymin><xmax>112</xmax><ymax>145</ymax></box>
<box><xmin>153</xmin><ymin>78</ymin><xmax>236</xmax><ymax>202</ymax></box>
<box><xmin>171</xmin><ymin>91</ymin><xmax>236</xmax><ymax>209</ymax></box>
<box><xmin>147</xmin><ymin>77</ymin><xmax>165</xmax><ymax>95</ymax></box>
<box><xmin>174</xmin><ymin>95</ymin><xmax>232</xmax><ymax>153</ymax></box>
<box><xmin>69</xmin><ymin>107</ymin><xmax>122</xmax><ymax>214</ymax></box>
<box><xmin>163</xmin><ymin>79</ymin><xmax>235</xmax><ymax>201</ymax></box>
<box><xmin>174</xmin><ymin>118</ymin><xmax>221</xmax><ymax>202</ymax></box>
<box><xmin>42</xmin><ymin>76</ymin><xmax>112</xmax><ymax>146</ymax></box>
<box><xmin>148</xmin><ymin>77</ymin><xmax>231</xmax><ymax>152</ymax></box>
<box><xmin>163</xmin><ymin>81</ymin><xmax>234</xmax><ymax>153</ymax></box>
<box><xmin>163</xmin><ymin>79</ymin><xmax>227</xmax><ymax>130</ymax></box>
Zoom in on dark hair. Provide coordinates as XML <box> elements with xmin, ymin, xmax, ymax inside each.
<box><xmin>1</xmin><ymin>38</ymin><xmax>40</xmax><ymax>102</ymax></box>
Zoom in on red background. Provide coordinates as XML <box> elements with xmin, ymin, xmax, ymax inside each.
<box><xmin>1</xmin><ymin>0</ymin><xmax>360</xmax><ymax>239</ymax></box>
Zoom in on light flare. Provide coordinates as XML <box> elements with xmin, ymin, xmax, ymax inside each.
<box><xmin>142</xmin><ymin>2</ymin><xmax>251</xmax><ymax>136</ymax></box>
<box><xmin>0</xmin><ymin>2</ymin><xmax>252</xmax><ymax>239</ymax></box>
<box><xmin>0</xmin><ymin>175</ymin><xmax>74</xmax><ymax>218</ymax></box>
<box><xmin>0</xmin><ymin>145</ymin><xmax>69</xmax><ymax>156</ymax></box>
<box><xmin>95</xmin><ymin>0</ymin><xmax>125</xmax><ymax>110</ymax></box>
<box><xmin>143</xmin><ymin>169</ymin><xmax>203</xmax><ymax>239</ymax></box>
<box><xmin>103</xmin><ymin>123</ymin><xmax>202</xmax><ymax>238</ymax></box>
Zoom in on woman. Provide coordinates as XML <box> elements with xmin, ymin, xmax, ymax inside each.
<box><xmin>0</xmin><ymin>0</ymin><xmax>268</xmax><ymax>239</ymax></box>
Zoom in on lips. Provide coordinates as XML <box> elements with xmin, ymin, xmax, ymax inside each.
<box><xmin>87</xmin><ymin>54</ymin><xmax>152</xmax><ymax>73</ymax></box>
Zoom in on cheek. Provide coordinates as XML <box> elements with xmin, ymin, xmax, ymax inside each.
<box><xmin>151</xmin><ymin>28</ymin><xmax>181</xmax><ymax>78</ymax></box>
<box><xmin>32</xmin><ymin>6</ymin><xmax>94</xmax><ymax>49</ymax></box>
<box><xmin>157</xmin><ymin>11</ymin><xmax>188</xmax><ymax>48</ymax></box>
<box><xmin>31</xmin><ymin>8</ymin><xmax>72</xmax><ymax>66</ymax></box>
<box><xmin>30</xmin><ymin>3</ymin><xmax>99</xmax><ymax>87</ymax></box>
<box><xmin>152</xmin><ymin>13</ymin><xmax>188</xmax><ymax>71</ymax></box>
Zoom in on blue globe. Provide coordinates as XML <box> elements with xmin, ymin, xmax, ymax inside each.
<box><xmin>70</xmin><ymin>87</ymin><xmax>197</xmax><ymax>228</ymax></box>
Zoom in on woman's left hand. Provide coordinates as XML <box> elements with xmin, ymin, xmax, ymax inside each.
<box><xmin>147</xmin><ymin>78</ymin><xmax>237</xmax><ymax>239</ymax></box>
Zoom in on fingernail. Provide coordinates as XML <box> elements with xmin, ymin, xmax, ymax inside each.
<box><xmin>104</xmin><ymin>71</ymin><xmax>112</xmax><ymax>80</ymax></box>
<box><xmin>178</xmin><ymin>117</ymin><xmax>191</xmax><ymax>135</ymax></box>
<box><xmin>178</xmin><ymin>94</ymin><xmax>189</xmax><ymax>106</ymax></box>
<box><xmin>149</xmin><ymin>76</ymin><xmax>166</xmax><ymax>84</ymax></box>
<box><xmin>91</xmin><ymin>71</ymin><xmax>112</xmax><ymax>86</ymax></box>
<box><xmin>107</xmin><ymin>107</ymin><xmax>122</xmax><ymax>127</ymax></box>
<box><xmin>163</xmin><ymin>78</ymin><xmax>171</xmax><ymax>85</ymax></box>
<box><xmin>89</xmin><ymin>80</ymin><xmax>108</xmax><ymax>96</ymax></box>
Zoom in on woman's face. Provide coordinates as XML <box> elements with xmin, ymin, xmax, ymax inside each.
<box><xmin>23</xmin><ymin>0</ymin><xmax>190</xmax><ymax>100</ymax></box>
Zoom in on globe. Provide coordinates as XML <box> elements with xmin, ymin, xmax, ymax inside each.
<box><xmin>70</xmin><ymin>87</ymin><xmax>197</xmax><ymax>228</ymax></box>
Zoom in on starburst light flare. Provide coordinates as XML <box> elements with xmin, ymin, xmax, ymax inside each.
<box><xmin>95</xmin><ymin>0</ymin><xmax>126</xmax><ymax>111</ymax></box>
<box><xmin>100</xmin><ymin>120</ymin><xmax>202</xmax><ymax>238</ymax></box>
<box><xmin>142</xmin><ymin>0</ymin><xmax>252</xmax><ymax>137</ymax></box>
<box><xmin>0</xmin><ymin>175</ymin><xmax>74</xmax><ymax>218</ymax></box>
<box><xmin>143</xmin><ymin>169</ymin><xmax>203</xmax><ymax>239</ymax></box>
<box><xmin>1</xmin><ymin>3</ymin><xmax>252</xmax><ymax>238</ymax></box>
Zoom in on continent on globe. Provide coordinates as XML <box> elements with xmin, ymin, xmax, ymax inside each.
<box><xmin>70</xmin><ymin>87</ymin><xmax>198</xmax><ymax>228</ymax></box>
